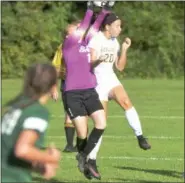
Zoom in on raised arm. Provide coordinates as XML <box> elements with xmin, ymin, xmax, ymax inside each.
<box><xmin>63</xmin><ymin>8</ymin><xmax>94</xmax><ymax>48</ymax></box>
<box><xmin>115</xmin><ymin>38</ymin><xmax>131</xmax><ymax>71</ymax></box>
<box><xmin>85</xmin><ymin>9</ymin><xmax>110</xmax><ymax>44</ymax></box>
<box><xmin>78</xmin><ymin>9</ymin><xmax>94</xmax><ymax>36</ymax></box>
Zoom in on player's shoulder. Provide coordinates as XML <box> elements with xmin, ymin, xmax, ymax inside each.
<box><xmin>113</xmin><ymin>38</ymin><xmax>120</xmax><ymax>48</ymax></box>
<box><xmin>97</xmin><ymin>31</ymin><xmax>106</xmax><ymax>39</ymax></box>
<box><xmin>23</xmin><ymin>101</ymin><xmax>49</xmax><ymax>120</ymax></box>
<box><xmin>21</xmin><ymin>102</ymin><xmax>49</xmax><ymax>133</ymax></box>
<box><xmin>89</xmin><ymin>32</ymin><xmax>106</xmax><ymax>47</ymax></box>
<box><xmin>116</xmin><ymin>39</ymin><xmax>120</xmax><ymax>46</ymax></box>
<box><xmin>92</xmin><ymin>31</ymin><xmax>104</xmax><ymax>40</ymax></box>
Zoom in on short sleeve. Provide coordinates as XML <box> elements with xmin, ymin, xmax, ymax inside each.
<box><xmin>22</xmin><ymin>107</ymin><xmax>49</xmax><ymax>134</ymax></box>
<box><xmin>23</xmin><ymin>117</ymin><xmax>48</xmax><ymax>133</ymax></box>
<box><xmin>116</xmin><ymin>39</ymin><xmax>121</xmax><ymax>57</ymax></box>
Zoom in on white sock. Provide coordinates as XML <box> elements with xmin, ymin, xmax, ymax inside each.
<box><xmin>87</xmin><ymin>136</ymin><xmax>102</xmax><ymax>160</ymax></box>
<box><xmin>125</xmin><ymin>107</ymin><xmax>143</xmax><ymax>136</ymax></box>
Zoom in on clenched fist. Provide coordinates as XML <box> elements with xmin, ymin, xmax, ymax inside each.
<box><xmin>122</xmin><ymin>37</ymin><xmax>131</xmax><ymax>50</ymax></box>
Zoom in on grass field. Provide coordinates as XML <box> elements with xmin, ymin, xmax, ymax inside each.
<box><xmin>2</xmin><ymin>79</ymin><xmax>184</xmax><ymax>183</ymax></box>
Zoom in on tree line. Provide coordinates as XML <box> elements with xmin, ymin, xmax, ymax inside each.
<box><xmin>2</xmin><ymin>1</ymin><xmax>184</xmax><ymax>78</ymax></box>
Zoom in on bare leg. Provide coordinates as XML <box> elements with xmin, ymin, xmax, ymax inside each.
<box><xmin>109</xmin><ymin>85</ymin><xmax>151</xmax><ymax>150</ymax></box>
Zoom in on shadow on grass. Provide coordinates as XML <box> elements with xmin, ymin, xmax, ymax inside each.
<box><xmin>113</xmin><ymin>178</ymin><xmax>164</xmax><ymax>183</ymax></box>
<box><xmin>33</xmin><ymin>176</ymin><xmax>62</xmax><ymax>183</ymax></box>
<box><xmin>32</xmin><ymin>176</ymin><xmax>94</xmax><ymax>183</ymax></box>
<box><xmin>115</xmin><ymin>166</ymin><xmax>184</xmax><ymax>179</ymax></box>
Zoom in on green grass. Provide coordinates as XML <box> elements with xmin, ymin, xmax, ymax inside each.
<box><xmin>2</xmin><ymin>79</ymin><xmax>184</xmax><ymax>182</ymax></box>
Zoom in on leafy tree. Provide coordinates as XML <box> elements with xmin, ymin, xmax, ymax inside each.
<box><xmin>1</xmin><ymin>1</ymin><xmax>184</xmax><ymax>78</ymax></box>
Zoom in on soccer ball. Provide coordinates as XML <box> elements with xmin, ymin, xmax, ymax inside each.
<box><xmin>93</xmin><ymin>1</ymin><xmax>105</xmax><ymax>7</ymax></box>
<box><xmin>93</xmin><ymin>1</ymin><xmax>115</xmax><ymax>8</ymax></box>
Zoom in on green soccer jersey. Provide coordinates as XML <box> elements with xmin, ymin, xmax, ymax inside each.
<box><xmin>1</xmin><ymin>96</ymin><xmax>49</xmax><ymax>182</ymax></box>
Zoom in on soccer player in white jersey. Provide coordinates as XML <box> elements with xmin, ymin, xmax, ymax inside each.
<box><xmin>88</xmin><ymin>13</ymin><xmax>151</xmax><ymax>156</ymax></box>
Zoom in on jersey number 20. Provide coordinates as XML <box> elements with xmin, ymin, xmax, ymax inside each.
<box><xmin>103</xmin><ymin>54</ymin><xmax>114</xmax><ymax>63</ymax></box>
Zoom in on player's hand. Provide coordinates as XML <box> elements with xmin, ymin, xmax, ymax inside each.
<box><xmin>33</xmin><ymin>161</ymin><xmax>58</xmax><ymax>180</ymax></box>
<box><xmin>42</xmin><ymin>144</ymin><xmax>61</xmax><ymax>180</ymax></box>
<box><xmin>99</xmin><ymin>55</ymin><xmax>107</xmax><ymax>62</ymax></box>
<box><xmin>32</xmin><ymin>161</ymin><xmax>45</xmax><ymax>174</ymax></box>
<box><xmin>42</xmin><ymin>163</ymin><xmax>57</xmax><ymax>180</ymax></box>
<box><xmin>122</xmin><ymin>37</ymin><xmax>131</xmax><ymax>50</ymax></box>
<box><xmin>47</xmin><ymin>143</ymin><xmax>61</xmax><ymax>164</ymax></box>
<box><xmin>51</xmin><ymin>90</ymin><xmax>59</xmax><ymax>101</ymax></box>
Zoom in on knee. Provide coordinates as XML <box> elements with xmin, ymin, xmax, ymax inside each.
<box><xmin>77</xmin><ymin>134</ymin><xmax>87</xmax><ymax>139</ymax></box>
<box><xmin>91</xmin><ymin>110</ymin><xmax>107</xmax><ymax>129</ymax></box>
<box><xmin>75</xmin><ymin>127</ymin><xmax>87</xmax><ymax>139</ymax></box>
<box><xmin>95</xmin><ymin>120</ymin><xmax>107</xmax><ymax>130</ymax></box>
<box><xmin>118</xmin><ymin>97</ymin><xmax>132</xmax><ymax>110</ymax></box>
<box><xmin>100</xmin><ymin>121</ymin><xmax>107</xmax><ymax>129</ymax></box>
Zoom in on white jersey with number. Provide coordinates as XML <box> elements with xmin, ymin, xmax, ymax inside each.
<box><xmin>88</xmin><ymin>31</ymin><xmax>122</xmax><ymax>101</ymax></box>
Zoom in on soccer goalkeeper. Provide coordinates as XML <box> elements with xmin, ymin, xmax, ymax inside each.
<box><xmin>51</xmin><ymin>22</ymin><xmax>81</xmax><ymax>153</ymax></box>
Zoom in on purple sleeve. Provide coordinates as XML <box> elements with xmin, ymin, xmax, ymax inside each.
<box><xmin>84</xmin><ymin>9</ymin><xmax>110</xmax><ymax>44</ymax></box>
<box><xmin>78</xmin><ymin>9</ymin><xmax>94</xmax><ymax>34</ymax></box>
<box><xmin>63</xmin><ymin>9</ymin><xmax>93</xmax><ymax>49</ymax></box>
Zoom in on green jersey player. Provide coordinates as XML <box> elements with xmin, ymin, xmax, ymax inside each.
<box><xmin>1</xmin><ymin>63</ymin><xmax>61</xmax><ymax>182</ymax></box>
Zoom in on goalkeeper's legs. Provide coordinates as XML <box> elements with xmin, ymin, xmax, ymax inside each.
<box><xmin>77</xmin><ymin>94</ymin><xmax>106</xmax><ymax>180</ymax></box>
<box><xmin>84</xmin><ymin>101</ymin><xmax>108</xmax><ymax>180</ymax></box>
<box><xmin>75</xmin><ymin>112</ymin><xmax>105</xmax><ymax>180</ymax></box>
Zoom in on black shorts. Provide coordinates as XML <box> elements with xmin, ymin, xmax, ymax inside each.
<box><xmin>60</xmin><ymin>79</ymin><xmax>65</xmax><ymax>93</ymax></box>
<box><xmin>63</xmin><ymin>88</ymin><xmax>103</xmax><ymax>120</ymax></box>
<box><xmin>60</xmin><ymin>79</ymin><xmax>66</xmax><ymax>112</ymax></box>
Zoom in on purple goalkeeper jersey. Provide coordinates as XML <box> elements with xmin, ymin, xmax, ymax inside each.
<box><xmin>63</xmin><ymin>42</ymin><xmax>95</xmax><ymax>91</ymax></box>
<box><xmin>63</xmin><ymin>9</ymin><xmax>109</xmax><ymax>91</ymax></box>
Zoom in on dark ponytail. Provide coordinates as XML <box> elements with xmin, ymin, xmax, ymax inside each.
<box><xmin>2</xmin><ymin>63</ymin><xmax>57</xmax><ymax>114</ymax></box>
